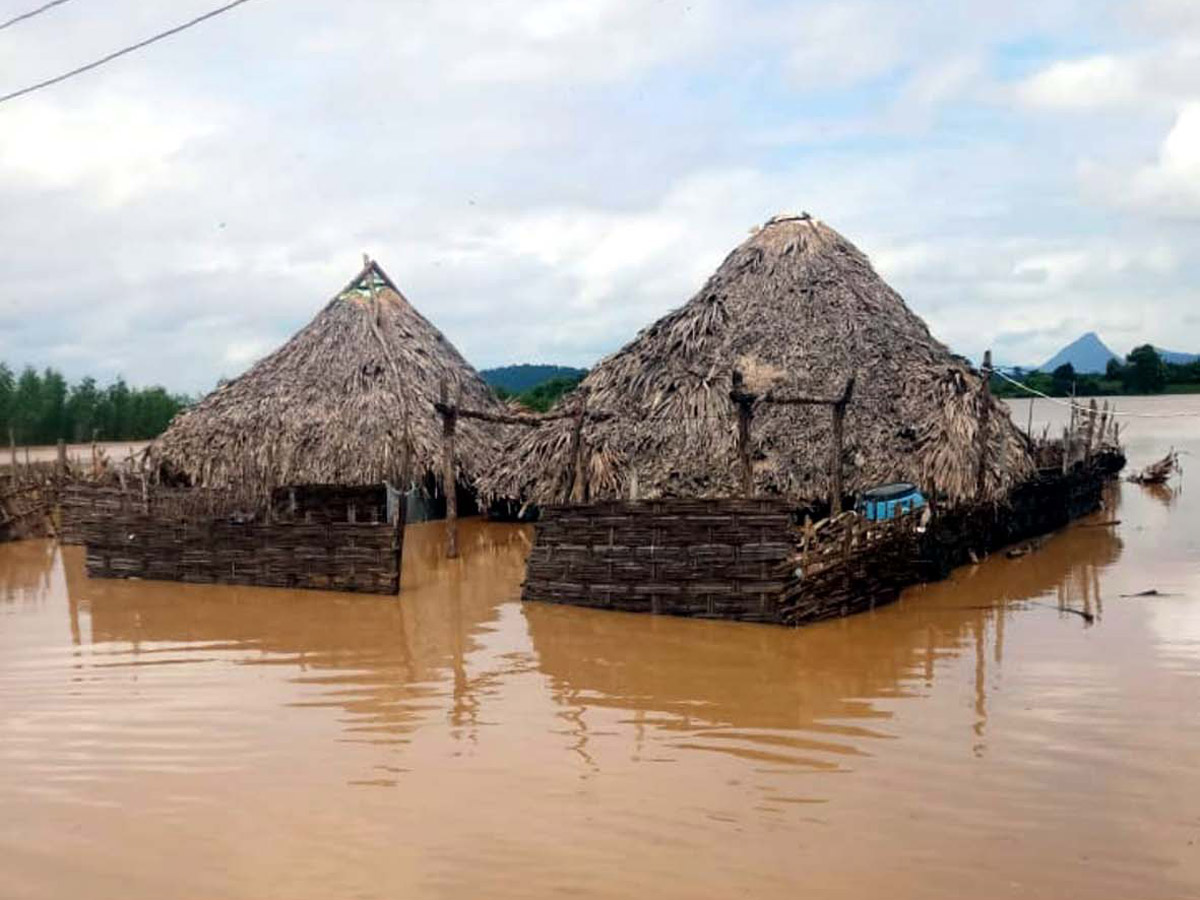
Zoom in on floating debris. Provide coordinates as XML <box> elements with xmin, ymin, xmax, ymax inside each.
<box><xmin>1129</xmin><ymin>450</ymin><xmax>1180</xmax><ymax>485</ymax></box>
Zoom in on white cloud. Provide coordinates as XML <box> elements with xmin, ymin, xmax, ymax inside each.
<box><xmin>1017</xmin><ymin>55</ymin><xmax>1142</xmax><ymax>110</ymax></box>
<box><xmin>1083</xmin><ymin>102</ymin><xmax>1200</xmax><ymax>216</ymax></box>
<box><xmin>1128</xmin><ymin>102</ymin><xmax>1200</xmax><ymax>209</ymax></box>
<box><xmin>783</xmin><ymin>2</ymin><xmax>906</xmax><ymax>89</ymax></box>
<box><xmin>0</xmin><ymin>92</ymin><xmax>224</xmax><ymax>204</ymax></box>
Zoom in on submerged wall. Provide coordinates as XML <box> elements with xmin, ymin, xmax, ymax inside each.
<box><xmin>522</xmin><ymin>454</ymin><xmax>1125</xmax><ymax>627</ymax></box>
<box><xmin>63</xmin><ymin>484</ymin><xmax>403</xmax><ymax>595</ymax></box>
<box><xmin>522</xmin><ymin>498</ymin><xmax>794</xmax><ymax>623</ymax></box>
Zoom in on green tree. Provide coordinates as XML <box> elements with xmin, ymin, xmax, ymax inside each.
<box><xmin>38</xmin><ymin>368</ymin><xmax>68</xmax><ymax>444</ymax></box>
<box><xmin>1050</xmin><ymin>363</ymin><xmax>1076</xmax><ymax>396</ymax></box>
<box><xmin>12</xmin><ymin>367</ymin><xmax>42</xmax><ymax>444</ymax></box>
<box><xmin>0</xmin><ymin>363</ymin><xmax>189</xmax><ymax>443</ymax></box>
<box><xmin>1124</xmin><ymin>345</ymin><xmax>1166</xmax><ymax>394</ymax></box>
<box><xmin>0</xmin><ymin>363</ymin><xmax>13</xmax><ymax>441</ymax></box>
<box><xmin>67</xmin><ymin>377</ymin><xmax>101</xmax><ymax>442</ymax></box>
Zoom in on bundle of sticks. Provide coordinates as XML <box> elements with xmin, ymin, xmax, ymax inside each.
<box><xmin>1128</xmin><ymin>450</ymin><xmax>1180</xmax><ymax>485</ymax></box>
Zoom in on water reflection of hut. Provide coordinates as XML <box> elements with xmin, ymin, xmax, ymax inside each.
<box><xmin>482</xmin><ymin>214</ymin><xmax>1032</xmax><ymax>507</ymax></box>
<box><xmin>523</xmin><ymin>509</ymin><xmax>1122</xmax><ymax>759</ymax></box>
<box><xmin>152</xmin><ymin>259</ymin><xmax>506</xmax><ymax>511</ymax></box>
<box><xmin>62</xmin><ymin>521</ymin><xmax>531</xmax><ymax>744</ymax></box>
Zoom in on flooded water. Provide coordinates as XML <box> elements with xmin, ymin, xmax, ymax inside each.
<box><xmin>2</xmin><ymin>396</ymin><xmax>1199</xmax><ymax>899</ymax></box>
<box><xmin>3</xmin><ymin>441</ymin><xmax>149</xmax><ymax>469</ymax></box>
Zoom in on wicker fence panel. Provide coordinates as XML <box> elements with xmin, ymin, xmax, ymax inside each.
<box><xmin>68</xmin><ymin>484</ymin><xmax>402</xmax><ymax>595</ymax></box>
<box><xmin>524</xmin><ymin>455</ymin><xmax>1123</xmax><ymax>628</ymax></box>
<box><xmin>522</xmin><ymin>498</ymin><xmax>795</xmax><ymax>623</ymax></box>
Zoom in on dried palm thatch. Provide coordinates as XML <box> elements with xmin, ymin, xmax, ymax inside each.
<box><xmin>480</xmin><ymin>214</ymin><xmax>1033</xmax><ymax>507</ymax></box>
<box><xmin>152</xmin><ymin>259</ymin><xmax>505</xmax><ymax>494</ymax></box>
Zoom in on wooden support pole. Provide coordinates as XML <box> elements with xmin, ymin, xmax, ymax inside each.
<box><xmin>392</xmin><ymin>485</ymin><xmax>406</xmax><ymax>596</ymax></box>
<box><xmin>400</xmin><ymin>412</ymin><xmax>412</xmax><ymax>491</ymax></box>
<box><xmin>830</xmin><ymin>403</ymin><xmax>846</xmax><ymax>516</ymax></box>
<box><xmin>437</xmin><ymin>379</ymin><xmax>459</xmax><ymax>559</ymax></box>
<box><xmin>56</xmin><ymin>439</ymin><xmax>66</xmax><ymax>474</ymax></box>
<box><xmin>1026</xmin><ymin>396</ymin><xmax>1035</xmax><ymax>441</ymax></box>
<box><xmin>829</xmin><ymin>376</ymin><xmax>856</xmax><ymax>516</ymax></box>
<box><xmin>730</xmin><ymin>371</ymin><xmax>756</xmax><ymax>497</ymax></box>
<box><xmin>8</xmin><ymin>428</ymin><xmax>16</xmax><ymax>477</ymax></box>
<box><xmin>563</xmin><ymin>388</ymin><xmax>589</xmax><ymax>503</ymax></box>
<box><xmin>975</xmin><ymin>350</ymin><xmax>994</xmax><ymax>501</ymax></box>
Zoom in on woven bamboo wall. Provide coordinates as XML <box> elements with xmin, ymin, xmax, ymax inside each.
<box><xmin>66</xmin><ymin>484</ymin><xmax>402</xmax><ymax>595</ymax></box>
<box><xmin>783</xmin><ymin>455</ymin><xmax>1121</xmax><ymax>626</ymax></box>
<box><xmin>522</xmin><ymin>498</ymin><xmax>794</xmax><ymax>623</ymax></box>
<box><xmin>523</xmin><ymin>455</ymin><xmax>1123</xmax><ymax>628</ymax></box>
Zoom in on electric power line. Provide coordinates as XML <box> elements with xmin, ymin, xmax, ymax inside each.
<box><xmin>985</xmin><ymin>366</ymin><xmax>1200</xmax><ymax>419</ymax></box>
<box><xmin>0</xmin><ymin>0</ymin><xmax>77</xmax><ymax>32</ymax></box>
<box><xmin>0</xmin><ymin>0</ymin><xmax>261</xmax><ymax>107</ymax></box>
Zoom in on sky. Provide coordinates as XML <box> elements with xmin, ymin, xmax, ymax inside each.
<box><xmin>1</xmin><ymin>0</ymin><xmax>1199</xmax><ymax>392</ymax></box>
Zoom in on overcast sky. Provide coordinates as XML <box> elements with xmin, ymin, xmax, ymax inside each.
<box><xmin>1</xmin><ymin>0</ymin><xmax>1198</xmax><ymax>392</ymax></box>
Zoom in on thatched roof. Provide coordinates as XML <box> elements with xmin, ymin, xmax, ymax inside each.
<box><xmin>479</xmin><ymin>214</ymin><xmax>1033</xmax><ymax>507</ymax></box>
<box><xmin>152</xmin><ymin>259</ymin><xmax>504</xmax><ymax>491</ymax></box>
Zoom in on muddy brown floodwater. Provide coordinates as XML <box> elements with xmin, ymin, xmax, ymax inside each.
<box><xmin>2</xmin><ymin>396</ymin><xmax>1199</xmax><ymax>899</ymax></box>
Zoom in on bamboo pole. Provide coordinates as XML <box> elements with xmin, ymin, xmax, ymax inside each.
<box><xmin>8</xmin><ymin>428</ymin><xmax>16</xmax><ymax>476</ymax></box>
<box><xmin>975</xmin><ymin>350</ymin><xmax>993</xmax><ymax>501</ymax></box>
<box><xmin>1083</xmin><ymin>398</ymin><xmax>1098</xmax><ymax>462</ymax></box>
<box><xmin>1026</xmin><ymin>396</ymin><xmax>1035</xmax><ymax>440</ymax></box>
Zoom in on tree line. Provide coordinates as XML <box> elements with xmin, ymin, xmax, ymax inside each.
<box><xmin>0</xmin><ymin>364</ymin><xmax>191</xmax><ymax>446</ymax></box>
<box><xmin>492</xmin><ymin>373</ymin><xmax>586</xmax><ymax>412</ymax></box>
<box><xmin>993</xmin><ymin>345</ymin><xmax>1200</xmax><ymax>398</ymax></box>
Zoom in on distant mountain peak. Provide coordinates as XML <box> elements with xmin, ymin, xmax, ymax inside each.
<box><xmin>1040</xmin><ymin>333</ymin><xmax>1119</xmax><ymax>374</ymax></box>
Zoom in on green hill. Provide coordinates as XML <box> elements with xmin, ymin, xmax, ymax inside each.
<box><xmin>481</xmin><ymin>364</ymin><xmax>587</xmax><ymax>393</ymax></box>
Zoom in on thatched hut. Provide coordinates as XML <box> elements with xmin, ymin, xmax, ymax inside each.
<box><xmin>480</xmin><ymin>214</ymin><xmax>1033</xmax><ymax>508</ymax></box>
<box><xmin>152</xmin><ymin>259</ymin><xmax>505</xmax><ymax>496</ymax></box>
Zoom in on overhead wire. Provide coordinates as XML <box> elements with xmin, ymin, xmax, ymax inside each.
<box><xmin>984</xmin><ymin>366</ymin><xmax>1200</xmax><ymax>419</ymax></box>
<box><xmin>0</xmin><ymin>0</ymin><xmax>260</xmax><ymax>107</ymax></box>
<box><xmin>0</xmin><ymin>0</ymin><xmax>77</xmax><ymax>32</ymax></box>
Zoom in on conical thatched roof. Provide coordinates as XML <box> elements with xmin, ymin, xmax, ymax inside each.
<box><xmin>152</xmin><ymin>259</ymin><xmax>504</xmax><ymax>491</ymax></box>
<box><xmin>480</xmin><ymin>214</ymin><xmax>1033</xmax><ymax>507</ymax></box>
